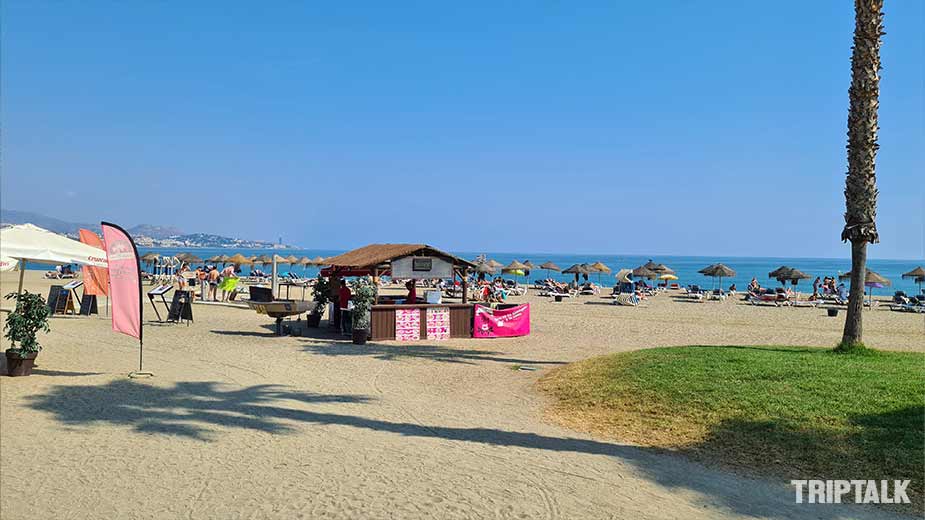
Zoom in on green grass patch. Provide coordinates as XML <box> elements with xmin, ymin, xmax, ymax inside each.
<box><xmin>539</xmin><ymin>345</ymin><xmax>925</xmax><ymax>505</ymax></box>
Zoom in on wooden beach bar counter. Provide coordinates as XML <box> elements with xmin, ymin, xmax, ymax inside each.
<box><xmin>370</xmin><ymin>302</ymin><xmax>474</xmax><ymax>340</ymax></box>
<box><xmin>320</xmin><ymin>244</ymin><xmax>477</xmax><ymax>340</ymax></box>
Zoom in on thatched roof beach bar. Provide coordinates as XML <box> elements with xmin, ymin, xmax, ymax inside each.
<box><xmin>321</xmin><ymin>244</ymin><xmax>479</xmax><ymax>341</ymax></box>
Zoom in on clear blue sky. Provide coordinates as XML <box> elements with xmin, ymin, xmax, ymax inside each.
<box><xmin>2</xmin><ymin>1</ymin><xmax>922</xmax><ymax>259</ymax></box>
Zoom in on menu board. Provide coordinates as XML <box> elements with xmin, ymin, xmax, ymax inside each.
<box><xmin>392</xmin><ymin>256</ymin><xmax>453</xmax><ymax>279</ymax></box>
<box><xmin>395</xmin><ymin>308</ymin><xmax>421</xmax><ymax>341</ymax></box>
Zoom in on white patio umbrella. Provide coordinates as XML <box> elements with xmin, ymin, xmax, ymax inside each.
<box><xmin>0</xmin><ymin>256</ymin><xmax>19</xmax><ymax>272</ymax></box>
<box><xmin>1</xmin><ymin>223</ymin><xmax>108</xmax><ymax>294</ymax></box>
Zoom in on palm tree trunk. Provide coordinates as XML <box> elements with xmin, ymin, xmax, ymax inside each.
<box><xmin>840</xmin><ymin>0</ymin><xmax>883</xmax><ymax>348</ymax></box>
<box><xmin>843</xmin><ymin>241</ymin><xmax>867</xmax><ymax>342</ymax></box>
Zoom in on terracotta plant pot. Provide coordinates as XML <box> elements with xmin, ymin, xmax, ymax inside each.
<box><xmin>6</xmin><ymin>350</ymin><xmax>38</xmax><ymax>377</ymax></box>
<box><xmin>352</xmin><ymin>328</ymin><xmax>369</xmax><ymax>345</ymax></box>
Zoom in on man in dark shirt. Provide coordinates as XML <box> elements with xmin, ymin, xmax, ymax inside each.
<box><xmin>338</xmin><ymin>280</ymin><xmax>352</xmax><ymax>334</ymax></box>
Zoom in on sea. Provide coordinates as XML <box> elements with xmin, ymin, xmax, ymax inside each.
<box><xmin>24</xmin><ymin>247</ymin><xmax>920</xmax><ymax>296</ymax></box>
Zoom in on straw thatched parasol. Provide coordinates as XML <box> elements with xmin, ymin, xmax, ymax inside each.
<box><xmin>312</xmin><ymin>256</ymin><xmax>326</xmax><ymax>265</ymax></box>
<box><xmin>781</xmin><ymin>268</ymin><xmax>811</xmax><ymax>290</ymax></box>
<box><xmin>522</xmin><ymin>260</ymin><xmax>537</xmax><ymax>270</ymax></box>
<box><xmin>502</xmin><ymin>260</ymin><xmax>528</xmax><ymax>284</ymax></box>
<box><xmin>643</xmin><ymin>259</ymin><xmax>660</xmax><ymax>271</ymax></box>
<box><xmin>838</xmin><ymin>269</ymin><xmax>890</xmax><ymax>285</ymax></box>
<box><xmin>488</xmin><ymin>259</ymin><xmax>504</xmax><ymax>269</ymax></box>
<box><xmin>298</xmin><ymin>256</ymin><xmax>313</xmax><ymax>266</ymax></box>
<box><xmin>632</xmin><ymin>266</ymin><xmax>657</xmax><ymax>280</ymax></box>
<box><xmin>700</xmin><ymin>263</ymin><xmax>736</xmax><ymax>290</ymax></box>
<box><xmin>539</xmin><ymin>261</ymin><xmax>561</xmax><ymax>280</ymax></box>
<box><xmin>590</xmin><ymin>262</ymin><xmax>611</xmax><ymax>284</ymax></box>
<box><xmin>614</xmin><ymin>268</ymin><xmax>633</xmax><ymax>284</ymax></box>
<box><xmin>840</xmin><ymin>269</ymin><xmax>892</xmax><ymax>303</ymax></box>
<box><xmin>504</xmin><ymin>260</ymin><xmax>527</xmax><ymax>271</ymax></box>
<box><xmin>274</xmin><ymin>254</ymin><xmax>289</xmax><ymax>265</ymax></box>
<box><xmin>902</xmin><ymin>266</ymin><xmax>925</xmax><ymax>293</ymax></box>
<box><xmin>183</xmin><ymin>254</ymin><xmax>203</xmax><ymax>265</ymax></box>
<box><xmin>474</xmin><ymin>261</ymin><xmax>496</xmax><ymax>275</ymax></box>
<box><xmin>654</xmin><ymin>264</ymin><xmax>674</xmax><ymax>275</ymax></box>
<box><xmin>562</xmin><ymin>263</ymin><xmax>591</xmax><ymax>282</ymax></box>
<box><xmin>228</xmin><ymin>253</ymin><xmax>250</xmax><ymax>265</ymax></box>
<box><xmin>141</xmin><ymin>252</ymin><xmax>159</xmax><ymax>264</ymax></box>
<box><xmin>255</xmin><ymin>254</ymin><xmax>272</xmax><ymax>265</ymax></box>
<box><xmin>285</xmin><ymin>255</ymin><xmax>299</xmax><ymax>264</ymax></box>
<box><xmin>768</xmin><ymin>265</ymin><xmax>792</xmax><ymax>279</ymax></box>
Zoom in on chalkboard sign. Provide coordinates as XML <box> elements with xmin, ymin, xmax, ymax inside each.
<box><xmin>54</xmin><ymin>288</ymin><xmax>75</xmax><ymax>315</ymax></box>
<box><xmin>167</xmin><ymin>290</ymin><xmax>193</xmax><ymax>324</ymax></box>
<box><xmin>46</xmin><ymin>285</ymin><xmax>63</xmax><ymax>313</ymax></box>
<box><xmin>79</xmin><ymin>294</ymin><xmax>98</xmax><ymax>316</ymax></box>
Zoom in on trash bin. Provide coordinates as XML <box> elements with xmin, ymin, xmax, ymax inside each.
<box><xmin>827</xmin><ymin>308</ymin><xmax>839</xmax><ymax>317</ymax></box>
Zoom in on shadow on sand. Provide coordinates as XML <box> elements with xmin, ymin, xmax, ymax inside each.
<box><xmin>301</xmin><ymin>339</ymin><xmax>566</xmax><ymax>366</ymax></box>
<box><xmin>23</xmin><ymin>379</ymin><xmax>900</xmax><ymax>519</ymax></box>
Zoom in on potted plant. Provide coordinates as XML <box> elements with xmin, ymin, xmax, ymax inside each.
<box><xmin>4</xmin><ymin>291</ymin><xmax>51</xmax><ymax>377</ymax></box>
<box><xmin>349</xmin><ymin>277</ymin><xmax>377</xmax><ymax>345</ymax></box>
<box><xmin>308</xmin><ymin>274</ymin><xmax>330</xmax><ymax>327</ymax></box>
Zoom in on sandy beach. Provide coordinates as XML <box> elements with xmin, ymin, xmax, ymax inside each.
<box><xmin>1</xmin><ymin>271</ymin><xmax>921</xmax><ymax>519</ymax></box>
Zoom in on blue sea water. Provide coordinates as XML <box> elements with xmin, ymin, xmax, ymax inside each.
<box><xmin>143</xmin><ymin>248</ymin><xmax>925</xmax><ymax>295</ymax></box>
<box><xmin>22</xmin><ymin>246</ymin><xmax>925</xmax><ymax>295</ymax></box>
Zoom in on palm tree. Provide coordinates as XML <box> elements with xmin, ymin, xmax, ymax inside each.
<box><xmin>840</xmin><ymin>0</ymin><xmax>883</xmax><ymax>349</ymax></box>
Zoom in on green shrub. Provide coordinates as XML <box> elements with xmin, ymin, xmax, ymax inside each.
<box><xmin>4</xmin><ymin>291</ymin><xmax>51</xmax><ymax>356</ymax></box>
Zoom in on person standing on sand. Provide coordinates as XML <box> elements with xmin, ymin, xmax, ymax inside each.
<box><xmin>220</xmin><ymin>264</ymin><xmax>237</xmax><ymax>302</ymax></box>
<box><xmin>196</xmin><ymin>267</ymin><xmax>208</xmax><ymax>300</ymax></box>
<box><xmin>338</xmin><ymin>281</ymin><xmax>352</xmax><ymax>334</ymax></box>
<box><xmin>812</xmin><ymin>277</ymin><xmax>821</xmax><ymax>300</ymax></box>
<box><xmin>208</xmin><ymin>266</ymin><xmax>220</xmax><ymax>301</ymax></box>
<box><xmin>405</xmin><ymin>279</ymin><xmax>417</xmax><ymax>303</ymax></box>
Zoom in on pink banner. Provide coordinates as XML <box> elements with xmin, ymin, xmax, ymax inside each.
<box><xmin>395</xmin><ymin>308</ymin><xmax>420</xmax><ymax>342</ymax></box>
<box><xmin>79</xmin><ymin>229</ymin><xmax>110</xmax><ymax>296</ymax></box>
<box><xmin>101</xmin><ymin>223</ymin><xmax>142</xmax><ymax>340</ymax></box>
<box><xmin>473</xmin><ymin>304</ymin><xmax>531</xmax><ymax>338</ymax></box>
<box><xmin>426</xmin><ymin>307</ymin><xmax>450</xmax><ymax>340</ymax></box>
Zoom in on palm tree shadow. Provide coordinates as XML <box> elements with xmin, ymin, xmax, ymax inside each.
<box><xmin>23</xmin><ymin>380</ymin><xmax>901</xmax><ymax>518</ymax></box>
<box><xmin>26</xmin><ymin>381</ymin><xmax>374</xmax><ymax>441</ymax></box>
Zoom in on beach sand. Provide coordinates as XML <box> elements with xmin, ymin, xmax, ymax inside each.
<box><xmin>1</xmin><ymin>271</ymin><xmax>921</xmax><ymax>519</ymax></box>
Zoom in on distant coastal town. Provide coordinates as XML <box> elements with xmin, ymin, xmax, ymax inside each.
<box><xmin>0</xmin><ymin>209</ymin><xmax>296</xmax><ymax>250</ymax></box>
<box><xmin>130</xmin><ymin>232</ymin><xmax>295</xmax><ymax>250</ymax></box>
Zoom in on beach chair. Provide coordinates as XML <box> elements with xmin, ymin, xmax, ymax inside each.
<box><xmin>709</xmin><ymin>289</ymin><xmax>726</xmax><ymax>301</ymax></box>
<box><xmin>687</xmin><ymin>285</ymin><xmax>705</xmax><ymax>301</ymax></box>
<box><xmin>507</xmin><ymin>283</ymin><xmax>527</xmax><ymax>297</ymax></box>
<box><xmin>612</xmin><ymin>293</ymin><xmax>639</xmax><ymax>306</ymax></box>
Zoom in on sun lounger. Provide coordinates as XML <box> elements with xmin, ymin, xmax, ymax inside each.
<box><xmin>612</xmin><ymin>293</ymin><xmax>639</xmax><ymax>306</ymax></box>
<box><xmin>686</xmin><ymin>285</ymin><xmax>705</xmax><ymax>301</ymax></box>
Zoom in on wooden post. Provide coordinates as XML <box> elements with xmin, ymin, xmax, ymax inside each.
<box><xmin>461</xmin><ymin>267</ymin><xmax>468</xmax><ymax>303</ymax></box>
<box><xmin>17</xmin><ymin>263</ymin><xmax>25</xmax><ymax>295</ymax></box>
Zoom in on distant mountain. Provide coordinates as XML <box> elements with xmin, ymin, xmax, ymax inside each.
<box><xmin>0</xmin><ymin>209</ymin><xmax>296</xmax><ymax>249</ymax></box>
<box><xmin>0</xmin><ymin>209</ymin><xmax>99</xmax><ymax>235</ymax></box>
<box><xmin>128</xmin><ymin>224</ymin><xmax>185</xmax><ymax>239</ymax></box>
